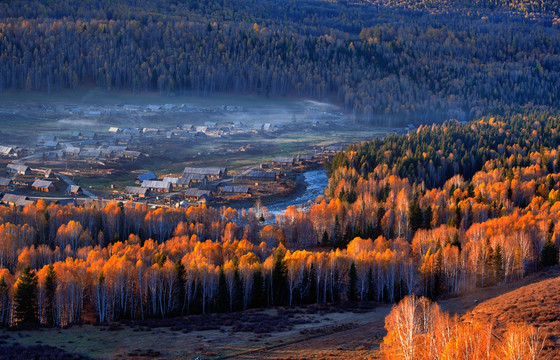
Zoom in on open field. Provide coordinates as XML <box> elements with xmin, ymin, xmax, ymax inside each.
<box><xmin>0</xmin><ymin>304</ymin><xmax>391</xmax><ymax>360</ymax></box>
<box><xmin>2</xmin><ymin>268</ymin><xmax>559</xmax><ymax>360</ymax></box>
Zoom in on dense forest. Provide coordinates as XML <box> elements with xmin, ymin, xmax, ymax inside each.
<box><xmin>1</xmin><ymin>0</ymin><xmax>560</xmax><ymax>123</ymax></box>
<box><xmin>0</xmin><ymin>112</ymin><xmax>559</xmax><ymax>329</ymax></box>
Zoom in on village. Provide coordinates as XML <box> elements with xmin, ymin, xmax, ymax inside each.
<box><xmin>0</xmin><ymin>123</ymin><xmax>345</xmax><ymax>210</ymax></box>
<box><xmin>0</xmin><ymin>97</ymin><xmax>400</xmax><ymax>210</ymax></box>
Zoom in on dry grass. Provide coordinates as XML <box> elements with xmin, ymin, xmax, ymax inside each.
<box><xmin>3</xmin><ymin>268</ymin><xmax>559</xmax><ymax>359</ymax></box>
<box><xmin>462</xmin><ymin>266</ymin><xmax>560</xmax><ymax>359</ymax></box>
<box><xmin>0</xmin><ymin>305</ymin><xmax>392</xmax><ymax>359</ymax></box>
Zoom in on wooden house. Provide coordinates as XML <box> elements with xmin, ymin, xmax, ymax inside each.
<box><xmin>125</xmin><ymin>186</ymin><xmax>149</xmax><ymax>198</ymax></box>
<box><xmin>273</xmin><ymin>157</ymin><xmax>295</xmax><ymax>167</ymax></box>
<box><xmin>1</xmin><ymin>194</ymin><xmax>32</xmax><ymax>206</ymax></box>
<box><xmin>0</xmin><ymin>177</ymin><xmax>11</xmax><ymax>190</ymax></box>
<box><xmin>66</xmin><ymin>185</ymin><xmax>83</xmax><ymax>196</ymax></box>
<box><xmin>184</xmin><ymin>188</ymin><xmax>212</xmax><ymax>201</ymax></box>
<box><xmin>222</xmin><ymin>185</ymin><xmax>250</xmax><ymax>194</ymax></box>
<box><xmin>136</xmin><ymin>172</ymin><xmax>157</xmax><ymax>184</ymax></box>
<box><xmin>32</xmin><ymin>179</ymin><xmax>55</xmax><ymax>192</ymax></box>
<box><xmin>141</xmin><ymin>180</ymin><xmax>171</xmax><ymax>193</ymax></box>
<box><xmin>183</xmin><ymin>167</ymin><xmax>226</xmax><ymax>181</ymax></box>
<box><xmin>6</xmin><ymin>163</ymin><xmax>29</xmax><ymax>175</ymax></box>
<box><xmin>245</xmin><ymin>171</ymin><xmax>277</xmax><ymax>181</ymax></box>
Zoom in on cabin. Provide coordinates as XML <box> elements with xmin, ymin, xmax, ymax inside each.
<box><xmin>175</xmin><ymin>177</ymin><xmax>192</xmax><ymax>188</ymax></box>
<box><xmin>32</xmin><ymin>179</ymin><xmax>56</xmax><ymax>192</ymax></box>
<box><xmin>245</xmin><ymin>171</ymin><xmax>277</xmax><ymax>181</ymax></box>
<box><xmin>82</xmin><ymin>132</ymin><xmax>97</xmax><ymax>140</ymax></box>
<box><xmin>294</xmin><ymin>154</ymin><xmax>314</xmax><ymax>165</ymax></box>
<box><xmin>0</xmin><ymin>177</ymin><xmax>11</xmax><ymax>190</ymax></box>
<box><xmin>66</xmin><ymin>185</ymin><xmax>83</xmax><ymax>196</ymax></box>
<box><xmin>0</xmin><ymin>146</ymin><xmax>17</xmax><ymax>158</ymax></box>
<box><xmin>79</xmin><ymin>149</ymin><xmax>101</xmax><ymax>159</ymax></box>
<box><xmin>222</xmin><ymin>185</ymin><xmax>250</xmax><ymax>194</ymax></box>
<box><xmin>183</xmin><ymin>167</ymin><xmax>226</xmax><ymax>180</ymax></box>
<box><xmin>7</xmin><ymin>163</ymin><xmax>29</xmax><ymax>175</ymax></box>
<box><xmin>273</xmin><ymin>157</ymin><xmax>295</xmax><ymax>167</ymax></box>
<box><xmin>125</xmin><ymin>186</ymin><xmax>149</xmax><ymax>198</ymax></box>
<box><xmin>123</xmin><ymin>151</ymin><xmax>141</xmax><ymax>160</ymax></box>
<box><xmin>64</xmin><ymin>146</ymin><xmax>81</xmax><ymax>158</ymax></box>
<box><xmin>136</xmin><ymin>172</ymin><xmax>157</xmax><ymax>184</ymax></box>
<box><xmin>184</xmin><ymin>188</ymin><xmax>212</xmax><ymax>201</ymax></box>
<box><xmin>114</xmin><ymin>134</ymin><xmax>132</xmax><ymax>144</ymax></box>
<box><xmin>1</xmin><ymin>194</ymin><xmax>32</xmax><ymax>207</ymax></box>
<box><xmin>163</xmin><ymin>177</ymin><xmax>180</xmax><ymax>186</ymax></box>
<box><xmin>141</xmin><ymin>180</ymin><xmax>171</xmax><ymax>193</ymax></box>
<box><xmin>233</xmin><ymin>121</ymin><xmax>247</xmax><ymax>128</ymax></box>
<box><xmin>198</xmin><ymin>193</ymin><xmax>212</xmax><ymax>205</ymax></box>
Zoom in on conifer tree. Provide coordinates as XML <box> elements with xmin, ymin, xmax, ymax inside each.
<box><xmin>540</xmin><ymin>222</ymin><xmax>559</xmax><ymax>268</ymax></box>
<box><xmin>251</xmin><ymin>269</ymin><xmax>265</xmax><ymax>308</ymax></box>
<box><xmin>348</xmin><ymin>262</ymin><xmax>358</xmax><ymax>302</ymax></box>
<box><xmin>272</xmin><ymin>247</ymin><xmax>288</xmax><ymax>305</ymax></box>
<box><xmin>45</xmin><ymin>264</ymin><xmax>56</xmax><ymax>326</ymax></box>
<box><xmin>14</xmin><ymin>265</ymin><xmax>38</xmax><ymax>327</ymax></box>
<box><xmin>0</xmin><ymin>276</ymin><xmax>8</xmax><ymax>325</ymax></box>
<box><xmin>217</xmin><ymin>268</ymin><xmax>228</xmax><ymax>312</ymax></box>
<box><xmin>173</xmin><ymin>260</ymin><xmax>186</xmax><ymax>316</ymax></box>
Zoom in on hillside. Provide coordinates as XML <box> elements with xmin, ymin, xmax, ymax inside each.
<box><xmin>1</xmin><ymin>0</ymin><xmax>560</xmax><ymax>124</ymax></box>
<box><xmin>462</xmin><ymin>266</ymin><xmax>560</xmax><ymax>358</ymax></box>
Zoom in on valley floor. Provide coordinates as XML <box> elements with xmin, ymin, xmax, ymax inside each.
<box><xmin>1</xmin><ymin>267</ymin><xmax>559</xmax><ymax>359</ymax></box>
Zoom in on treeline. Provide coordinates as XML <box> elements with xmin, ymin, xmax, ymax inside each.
<box><xmin>364</xmin><ymin>0</ymin><xmax>560</xmax><ymax>16</ymax></box>
<box><xmin>1</xmin><ymin>0</ymin><xmax>560</xmax><ymax>123</ymax></box>
<box><xmin>0</xmin><ymin>113</ymin><xmax>559</xmax><ymax>326</ymax></box>
<box><xmin>332</xmin><ymin>114</ymin><xmax>560</xmax><ymax>188</ymax></box>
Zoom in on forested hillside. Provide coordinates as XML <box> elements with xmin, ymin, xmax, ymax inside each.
<box><xmin>2</xmin><ymin>0</ymin><xmax>560</xmax><ymax>123</ymax></box>
<box><xmin>0</xmin><ymin>112</ymin><xmax>559</xmax><ymax>328</ymax></box>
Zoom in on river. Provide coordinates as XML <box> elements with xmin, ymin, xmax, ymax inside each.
<box><xmin>265</xmin><ymin>168</ymin><xmax>329</xmax><ymax>217</ymax></box>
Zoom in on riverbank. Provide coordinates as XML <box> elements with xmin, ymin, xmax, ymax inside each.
<box><xmin>217</xmin><ymin>167</ymin><xmax>328</xmax><ymax>218</ymax></box>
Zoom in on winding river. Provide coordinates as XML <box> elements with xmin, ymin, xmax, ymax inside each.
<box><xmin>266</xmin><ymin>168</ymin><xmax>329</xmax><ymax>217</ymax></box>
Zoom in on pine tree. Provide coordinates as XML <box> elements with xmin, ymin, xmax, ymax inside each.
<box><xmin>321</xmin><ymin>230</ymin><xmax>330</xmax><ymax>247</ymax></box>
<box><xmin>540</xmin><ymin>221</ymin><xmax>558</xmax><ymax>268</ymax></box>
<box><xmin>14</xmin><ymin>265</ymin><xmax>38</xmax><ymax>327</ymax></box>
<box><xmin>173</xmin><ymin>260</ymin><xmax>186</xmax><ymax>316</ymax></box>
<box><xmin>493</xmin><ymin>244</ymin><xmax>505</xmax><ymax>283</ymax></box>
<box><xmin>408</xmin><ymin>197</ymin><xmax>423</xmax><ymax>234</ymax></box>
<box><xmin>332</xmin><ymin>215</ymin><xmax>342</xmax><ymax>248</ymax></box>
<box><xmin>342</xmin><ymin>223</ymin><xmax>353</xmax><ymax>248</ymax></box>
<box><xmin>272</xmin><ymin>247</ymin><xmax>288</xmax><ymax>305</ymax></box>
<box><xmin>308</xmin><ymin>263</ymin><xmax>317</xmax><ymax>304</ymax></box>
<box><xmin>217</xmin><ymin>268</ymin><xmax>228</xmax><ymax>312</ymax></box>
<box><xmin>251</xmin><ymin>269</ymin><xmax>265</xmax><ymax>308</ymax></box>
<box><xmin>423</xmin><ymin>205</ymin><xmax>433</xmax><ymax>230</ymax></box>
<box><xmin>233</xmin><ymin>268</ymin><xmax>243</xmax><ymax>312</ymax></box>
<box><xmin>348</xmin><ymin>262</ymin><xmax>358</xmax><ymax>302</ymax></box>
<box><xmin>45</xmin><ymin>264</ymin><xmax>56</xmax><ymax>326</ymax></box>
<box><xmin>0</xmin><ymin>276</ymin><xmax>8</xmax><ymax>325</ymax></box>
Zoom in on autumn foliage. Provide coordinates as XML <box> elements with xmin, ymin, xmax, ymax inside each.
<box><xmin>0</xmin><ymin>114</ymin><xmax>559</xmax><ymax>327</ymax></box>
<box><xmin>382</xmin><ymin>295</ymin><xmax>546</xmax><ymax>360</ymax></box>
